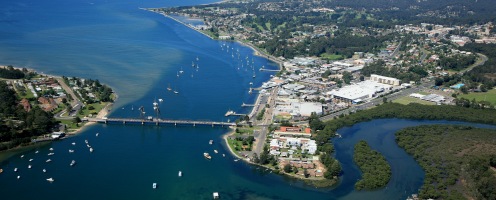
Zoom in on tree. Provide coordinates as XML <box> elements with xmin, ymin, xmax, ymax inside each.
<box><xmin>283</xmin><ymin>164</ymin><xmax>292</xmax><ymax>173</ymax></box>
<box><xmin>73</xmin><ymin>116</ymin><xmax>82</xmax><ymax>127</ymax></box>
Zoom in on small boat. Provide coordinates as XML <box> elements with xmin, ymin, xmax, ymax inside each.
<box><xmin>179</xmin><ymin>67</ymin><xmax>184</xmax><ymax>74</ymax></box>
<box><xmin>225</xmin><ymin>110</ymin><xmax>234</xmax><ymax>117</ymax></box>
<box><xmin>0</xmin><ymin>169</ymin><xmax>3</xmax><ymax>173</ymax></box>
<box><xmin>17</xmin><ymin>176</ymin><xmax>20</xmax><ymax>179</ymax></box>
<box><xmin>173</xmin><ymin>90</ymin><xmax>179</xmax><ymax>94</ymax></box>
<box><xmin>167</xmin><ymin>84</ymin><xmax>172</xmax><ymax>91</ymax></box>
<box><xmin>49</xmin><ymin>148</ymin><xmax>54</xmax><ymax>151</ymax></box>
<box><xmin>87</xmin><ymin>144</ymin><xmax>91</xmax><ymax>148</ymax></box>
<box><xmin>72</xmin><ymin>142</ymin><xmax>76</xmax><ymax>145</ymax></box>
<box><xmin>89</xmin><ymin>147</ymin><xmax>94</xmax><ymax>153</ymax></box>
<box><xmin>69</xmin><ymin>149</ymin><xmax>74</xmax><ymax>153</ymax></box>
<box><xmin>152</xmin><ymin>183</ymin><xmax>157</xmax><ymax>189</ymax></box>
<box><xmin>46</xmin><ymin>178</ymin><xmax>54</xmax><ymax>182</ymax></box>
<box><xmin>35</xmin><ymin>151</ymin><xmax>39</xmax><ymax>154</ymax></box>
<box><xmin>85</xmin><ymin>140</ymin><xmax>88</xmax><ymax>144</ymax></box>
<box><xmin>46</xmin><ymin>159</ymin><xmax>52</xmax><ymax>163</ymax></box>
<box><xmin>213</xmin><ymin>192</ymin><xmax>219</xmax><ymax>199</ymax></box>
<box><xmin>204</xmin><ymin>152</ymin><xmax>211</xmax><ymax>160</ymax></box>
<box><xmin>70</xmin><ymin>160</ymin><xmax>76</xmax><ymax>167</ymax></box>
<box><xmin>209</xmin><ymin>140</ymin><xmax>213</xmax><ymax>145</ymax></box>
<box><xmin>43</xmin><ymin>169</ymin><xmax>46</xmax><ymax>173</ymax></box>
<box><xmin>96</xmin><ymin>133</ymin><xmax>99</xmax><ymax>137</ymax></box>
<box><xmin>178</xmin><ymin>171</ymin><xmax>182</xmax><ymax>177</ymax></box>
<box><xmin>234</xmin><ymin>159</ymin><xmax>239</xmax><ymax>162</ymax></box>
<box><xmin>28</xmin><ymin>165</ymin><xmax>31</xmax><ymax>169</ymax></box>
<box><xmin>48</xmin><ymin>153</ymin><xmax>54</xmax><ymax>156</ymax></box>
<box><xmin>29</xmin><ymin>159</ymin><xmax>33</xmax><ymax>162</ymax></box>
<box><xmin>14</xmin><ymin>168</ymin><xmax>18</xmax><ymax>172</ymax></box>
<box><xmin>214</xmin><ymin>150</ymin><xmax>218</xmax><ymax>154</ymax></box>
<box><xmin>158</xmin><ymin>99</ymin><xmax>163</xmax><ymax>102</ymax></box>
<box><xmin>20</xmin><ymin>155</ymin><xmax>24</xmax><ymax>158</ymax></box>
<box><xmin>222</xmin><ymin>154</ymin><xmax>225</xmax><ymax>157</ymax></box>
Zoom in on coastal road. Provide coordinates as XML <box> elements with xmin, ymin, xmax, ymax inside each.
<box><xmin>54</xmin><ymin>77</ymin><xmax>83</xmax><ymax>119</ymax></box>
<box><xmin>252</xmin><ymin>87</ymin><xmax>277</xmax><ymax>156</ymax></box>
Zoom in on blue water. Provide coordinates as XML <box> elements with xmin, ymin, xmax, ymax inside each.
<box><xmin>1</xmin><ymin>0</ymin><xmax>496</xmax><ymax>199</ymax></box>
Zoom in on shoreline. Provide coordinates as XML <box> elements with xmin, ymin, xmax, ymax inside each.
<box><xmin>143</xmin><ymin>8</ymin><xmax>283</xmax><ymax>70</ymax></box>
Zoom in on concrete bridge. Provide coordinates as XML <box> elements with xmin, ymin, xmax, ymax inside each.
<box><xmin>86</xmin><ymin>117</ymin><xmax>235</xmax><ymax>127</ymax></box>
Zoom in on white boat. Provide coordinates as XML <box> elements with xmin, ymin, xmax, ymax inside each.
<box><xmin>43</xmin><ymin>169</ymin><xmax>46</xmax><ymax>173</ymax></box>
<box><xmin>35</xmin><ymin>151</ymin><xmax>39</xmax><ymax>154</ymax></box>
<box><xmin>69</xmin><ymin>149</ymin><xmax>74</xmax><ymax>153</ymax></box>
<box><xmin>28</xmin><ymin>165</ymin><xmax>31</xmax><ymax>169</ymax></box>
<box><xmin>234</xmin><ymin>159</ymin><xmax>239</xmax><ymax>162</ymax></box>
<box><xmin>167</xmin><ymin>84</ymin><xmax>172</xmax><ymax>91</ymax></box>
<box><xmin>46</xmin><ymin>178</ymin><xmax>54</xmax><ymax>182</ymax></box>
<box><xmin>173</xmin><ymin>90</ymin><xmax>179</xmax><ymax>94</ymax></box>
<box><xmin>158</xmin><ymin>99</ymin><xmax>163</xmax><ymax>102</ymax></box>
<box><xmin>87</xmin><ymin>144</ymin><xmax>91</xmax><ymax>148</ymax></box>
<box><xmin>96</xmin><ymin>133</ymin><xmax>99</xmax><ymax>137</ymax></box>
<box><xmin>49</xmin><ymin>148</ymin><xmax>54</xmax><ymax>151</ymax></box>
<box><xmin>29</xmin><ymin>159</ymin><xmax>33</xmax><ymax>162</ymax></box>
<box><xmin>204</xmin><ymin>152</ymin><xmax>211</xmax><ymax>160</ymax></box>
<box><xmin>20</xmin><ymin>155</ymin><xmax>24</xmax><ymax>158</ymax></box>
<box><xmin>222</xmin><ymin>154</ymin><xmax>225</xmax><ymax>157</ymax></box>
<box><xmin>214</xmin><ymin>150</ymin><xmax>218</xmax><ymax>154</ymax></box>
<box><xmin>70</xmin><ymin>160</ymin><xmax>76</xmax><ymax>167</ymax></box>
<box><xmin>17</xmin><ymin>176</ymin><xmax>20</xmax><ymax>179</ymax></box>
<box><xmin>85</xmin><ymin>139</ymin><xmax>88</xmax><ymax>144</ymax></box>
<box><xmin>72</xmin><ymin>142</ymin><xmax>76</xmax><ymax>145</ymax></box>
<box><xmin>152</xmin><ymin>183</ymin><xmax>157</xmax><ymax>189</ymax></box>
<box><xmin>48</xmin><ymin>153</ymin><xmax>54</xmax><ymax>156</ymax></box>
<box><xmin>14</xmin><ymin>168</ymin><xmax>18</xmax><ymax>172</ymax></box>
<box><xmin>178</xmin><ymin>171</ymin><xmax>182</xmax><ymax>177</ymax></box>
<box><xmin>179</xmin><ymin>67</ymin><xmax>184</xmax><ymax>74</ymax></box>
<box><xmin>46</xmin><ymin>159</ymin><xmax>52</xmax><ymax>163</ymax></box>
<box><xmin>89</xmin><ymin>147</ymin><xmax>94</xmax><ymax>153</ymax></box>
<box><xmin>225</xmin><ymin>110</ymin><xmax>234</xmax><ymax>117</ymax></box>
<box><xmin>209</xmin><ymin>140</ymin><xmax>213</xmax><ymax>145</ymax></box>
<box><xmin>213</xmin><ymin>192</ymin><xmax>219</xmax><ymax>199</ymax></box>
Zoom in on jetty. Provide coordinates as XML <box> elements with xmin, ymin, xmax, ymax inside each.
<box><xmin>86</xmin><ymin>117</ymin><xmax>234</xmax><ymax>127</ymax></box>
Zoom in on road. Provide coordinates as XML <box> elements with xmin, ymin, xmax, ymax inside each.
<box><xmin>252</xmin><ymin>87</ymin><xmax>278</xmax><ymax>156</ymax></box>
<box><xmin>54</xmin><ymin>77</ymin><xmax>83</xmax><ymax>119</ymax></box>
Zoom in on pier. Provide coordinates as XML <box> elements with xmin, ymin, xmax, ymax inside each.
<box><xmin>86</xmin><ymin>118</ymin><xmax>235</xmax><ymax>127</ymax></box>
<box><xmin>259</xmin><ymin>68</ymin><xmax>279</xmax><ymax>72</ymax></box>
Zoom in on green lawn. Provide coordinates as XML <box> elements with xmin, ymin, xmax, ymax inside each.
<box><xmin>459</xmin><ymin>89</ymin><xmax>496</xmax><ymax>105</ymax></box>
<box><xmin>58</xmin><ymin>119</ymin><xmax>83</xmax><ymax>131</ymax></box>
<box><xmin>79</xmin><ymin>102</ymin><xmax>106</xmax><ymax>117</ymax></box>
<box><xmin>393</xmin><ymin>96</ymin><xmax>436</xmax><ymax>105</ymax></box>
<box><xmin>16</xmin><ymin>83</ymin><xmax>35</xmax><ymax>99</ymax></box>
<box><xmin>227</xmin><ymin>138</ymin><xmax>243</xmax><ymax>156</ymax></box>
<box><xmin>320</xmin><ymin>53</ymin><xmax>343</xmax><ymax>60</ymax></box>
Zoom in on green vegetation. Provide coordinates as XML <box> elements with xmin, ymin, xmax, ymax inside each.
<box><xmin>0</xmin><ymin>81</ymin><xmax>56</xmax><ymax>151</ymax></box>
<box><xmin>393</xmin><ymin>96</ymin><xmax>435</xmax><ymax>105</ymax></box>
<box><xmin>458</xmin><ymin>89</ymin><xmax>496</xmax><ymax>106</ymax></box>
<box><xmin>361</xmin><ymin>60</ymin><xmax>428</xmax><ymax>83</ymax></box>
<box><xmin>396</xmin><ymin>125</ymin><xmax>496</xmax><ymax>199</ymax></box>
<box><xmin>256</xmin><ymin>107</ymin><xmax>266</xmax><ymax>120</ymax></box>
<box><xmin>0</xmin><ymin>66</ymin><xmax>26</xmax><ymax>79</ymax></box>
<box><xmin>353</xmin><ymin>141</ymin><xmax>391</xmax><ymax>190</ymax></box>
<box><xmin>311</xmin><ymin>103</ymin><xmax>496</xmax><ymax>151</ymax></box>
<box><xmin>320</xmin><ymin>53</ymin><xmax>343</xmax><ymax>60</ymax></box>
<box><xmin>437</xmin><ymin>54</ymin><xmax>477</xmax><ymax>71</ymax></box>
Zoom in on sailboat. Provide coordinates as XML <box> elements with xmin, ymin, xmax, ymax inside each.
<box><xmin>167</xmin><ymin>83</ymin><xmax>172</xmax><ymax>91</ymax></box>
<box><xmin>179</xmin><ymin>66</ymin><xmax>184</xmax><ymax>74</ymax></box>
<box><xmin>196</xmin><ymin>56</ymin><xmax>199</xmax><ymax>61</ymax></box>
<box><xmin>176</xmin><ymin>72</ymin><xmax>180</xmax><ymax>77</ymax></box>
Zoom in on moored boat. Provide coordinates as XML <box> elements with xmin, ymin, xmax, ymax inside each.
<box><xmin>178</xmin><ymin>171</ymin><xmax>182</xmax><ymax>177</ymax></box>
<box><xmin>214</xmin><ymin>150</ymin><xmax>218</xmax><ymax>154</ymax></box>
<box><xmin>204</xmin><ymin>152</ymin><xmax>211</xmax><ymax>160</ymax></box>
<box><xmin>46</xmin><ymin>177</ymin><xmax>54</xmax><ymax>182</ymax></box>
<box><xmin>89</xmin><ymin>147</ymin><xmax>94</xmax><ymax>153</ymax></box>
<box><xmin>209</xmin><ymin>140</ymin><xmax>213</xmax><ymax>145</ymax></box>
<box><xmin>46</xmin><ymin>159</ymin><xmax>52</xmax><ymax>163</ymax></box>
<box><xmin>70</xmin><ymin>160</ymin><xmax>76</xmax><ymax>167</ymax></box>
<box><xmin>152</xmin><ymin>183</ymin><xmax>157</xmax><ymax>189</ymax></box>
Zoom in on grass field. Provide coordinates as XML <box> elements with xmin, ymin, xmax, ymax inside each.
<box><xmin>393</xmin><ymin>96</ymin><xmax>436</xmax><ymax>105</ymax></box>
<box><xmin>459</xmin><ymin>89</ymin><xmax>496</xmax><ymax>106</ymax></box>
<box><xmin>320</xmin><ymin>53</ymin><xmax>343</xmax><ymax>60</ymax></box>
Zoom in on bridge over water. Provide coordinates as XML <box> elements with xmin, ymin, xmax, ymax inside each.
<box><xmin>86</xmin><ymin>117</ymin><xmax>236</xmax><ymax>128</ymax></box>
